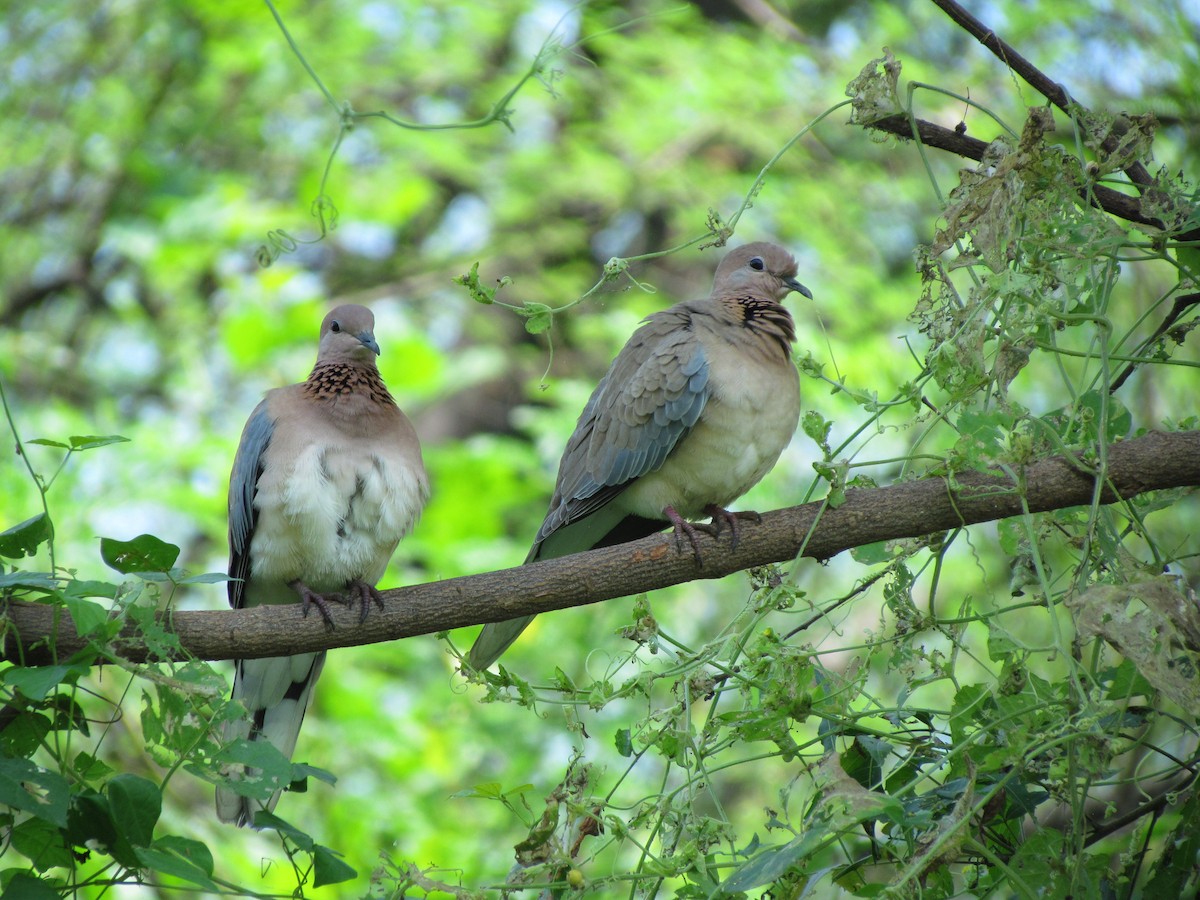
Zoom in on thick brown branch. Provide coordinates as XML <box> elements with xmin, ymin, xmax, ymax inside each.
<box><xmin>3</xmin><ymin>430</ymin><xmax>1198</xmax><ymax>667</ymax></box>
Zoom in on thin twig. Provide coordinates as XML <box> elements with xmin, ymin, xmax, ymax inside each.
<box><xmin>1109</xmin><ymin>292</ymin><xmax>1200</xmax><ymax>393</ymax></box>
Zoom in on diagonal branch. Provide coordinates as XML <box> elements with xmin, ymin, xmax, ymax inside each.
<box><xmin>3</xmin><ymin>430</ymin><xmax>1198</xmax><ymax>667</ymax></box>
<box><xmin>930</xmin><ymin>0</ymin><xmax>1155</xmax><ymax>188</ymax></box>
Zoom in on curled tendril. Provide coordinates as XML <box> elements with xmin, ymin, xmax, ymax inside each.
<box><xmin>255</xmin><ymin>230</ymin><xmax>301</xmax><ymax>268</ymax></box>
<box><xmin>255</xmin><ymin>198</ymin><xmax>340</xmax><ymax>268</ymax></box>
<box><xmin>310</xmin><ymin>194</ymin><xmax>340</xmax><ymax>233</ymax></box>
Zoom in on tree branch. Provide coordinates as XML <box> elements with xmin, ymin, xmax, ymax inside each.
<box><xmin>930</xmin><ymin>0</ymin><xmax>1155</xmax><ymax>188</ymax></box>
<box><xmin>865</xmin><ymin>115</ymin><xmax>1171</xmax><ymax>234</ymax></box>
<box><xmin>3</xmin><ymin>430</ymin><xmax>1198</xmax><ymax>667</ymax></box>
<box><xmin>860</xmin><ymin>5</ymin><xmax>1200</xmax><ymax>245</ymax></box>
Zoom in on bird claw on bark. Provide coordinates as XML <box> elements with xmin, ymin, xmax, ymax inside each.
<box><xmin>288</xmin><ymin>580</ymin><xmax>343</xmax><ymax>630</ymax></box>
<box><xmin>703</xmin><ymin>504</ymin><xmax>761</xmax><ymax>552</ymax></box>
<box><xmin>664</xmin><ymin>505</ymin><xmax>707</xmax><ymax>565</ymax></box>
<box><xmin>344</xmin><ymin>579</ymin><xmax>386</xmax><ymax>623</ymax></box>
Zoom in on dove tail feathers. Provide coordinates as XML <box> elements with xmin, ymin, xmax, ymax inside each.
<box><xmin>467</xmin><ymin>616</ymin><xmax>535</xmax><ymax>671</ymax></box>
<box><xmin>216</xmin><ymin>651</ymin><xmax>326</xmax><ymax>827</ymax></box>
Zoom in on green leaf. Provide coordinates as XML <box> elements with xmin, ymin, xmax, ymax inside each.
<box><xmin>45</xmin><ymin>694</ymin><xmax>89</xmax><ymax>737</ymax></box>
<box><xmin>67</xmin><ymin>435</ymin><xmax>129</xmax><ymax>451</ymax></box>
<box><xmin>62</xmin><ymin>596</ymin><xmax>110</xmax><ymax>638</ymax></box>
<box><xmin>519</xmin><ymin>302</ymin><xmax>553</xmax><ymax>334</ymax></box>
<box><xmin>802</xmin><ymin>409</ymin><xmax>832</xmax><ymax>446</ymax></box>
<box><xmin>1145</xmin><ymin>781</ymin><xmax>1200</xmax><ymax>893</ymax></box>
<box><xmin>250</xmin><ymin>811</ymin><xmax>315</xmax><ymax>850</ymax></box>
<box><xmin>177</xmin><ymin>572</ymin><xmax>232</xmax><ymax>585</ymax></box>
<box><xmin>290</xmin><ymin>762</ymin><xmax>337</xmax><ymax>787</ymax></box>
<box><xmin>0</xmin><ymin>714</ymin><xmax>51</xmax><ymax>758</ymax></box>
<box><xmin>9</xmin><ymin>818</ymin><xmax>74</xmax><ymax>873</ymax></box>
<box><xmin>213</xmin><ymin>740</ymin><xmax>295</xmax><ymax>802</ymax></box>
<box><xmin>453</xmin><ymin>262</ymin><xmax>491</xmax><ymax>303</ymax></box>
<box><xmin>451</xmin><ymin>781</ymin><xmax>503</xmax><ymax>800</ymax></box>
<box><xmin>453</xmin><ymin>263</ymin><xmax>512</xmax><ymax>305</ymax></box>
<box><xmin>0</xmin><ymin>759</ymin><xmax>70</xmax><ymax>828</ymax></box>
<box><xmin>107</xmin><ymin>774</ymin><xmax>161</xmax><ymax>847</ymax></box>
<box><xmin>841</xmin><ymin>737</ymin><xmax>889</xmax><ymax>790</ymax></box>
<box><xmin>949</xmin><ymin>684</ymin><xmax>991</xmax><ymax>744</ymax></box>
<box><xmin>0</xmin><ymin>515</ymin><xmax>54</xmax><ymax>560</ymax></box>
<box><xmin>25</xmin><ymin>439</ymin><xmax>69</xmax><ymax>449</ymax></box>
<box><xmin>850</xmin><ymin>541</ymin><xmax>894</xmax><ymax>565</ymax></box>
<box><xmin>614</xmin><ymin>728</ymin><xmax>633</xmax><ymax>757</ymax></box>
<box><xmin>73</xmin><ymin>753</ymin><xmax>115</xmax><ymax>782</ymax></box>
<box><xmin>66</xmin><ymin>791</ymin><xmax>139</xmax><ymax>868</ymax></box>
<box><xmin>62</xmin><ymin>579</ymin><xmax>119</xmax><ymax>600</ymax></box>
<box><xmin>99</xmin><ymin>534</ymin><xmax>180</xmax><ymax>574</ymax></box>
<box><xmin>450</xmin><ymin>781</ymin><xmax>532</xmax><ymax>801</ymax></box>
<box><xmin>0</xmin><ymin>871</ymin><xmax>62</xmax><ymax>900</ymax></box>
<box><xmin>0</xmin><ymin>572</ymin><xmax>59</xmax><ymax>592</ymax></box>
<box><xmin>136</xmin><ymin>836</ymin><xmax>217</xmax><ymax>891</ymax></box>
<box><xmin>312</xmin><ymin>844</ymin><xmax>358</xmax><ymax>887</ymax></box>
<box><xmin>1007</xmin><ymin>829</ymin><xmax>1069</xmax><ymax>895</ymax></box>
<box><xmin>4</xmin><ymin>667</ymin><xmax>75</xmax><ymax>703</ymax></box>
<box><xmin>1101</xmin><ymin>659</ymin><xmax>1155</xmax><ymax>701</ymax></box>
<box><xmin>721</xmin><ymin>830</ymin><xmax>826</xmax><ymax>892</ymax></box>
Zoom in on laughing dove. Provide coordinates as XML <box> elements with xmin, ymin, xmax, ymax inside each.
<box><xmin>468</xmin><ymin>242</ymin><xmax>811</xmax><ymax>670</ymax></box>
<box><xmin>216</xmin><ymin>304</ymin><xmax>429</xmax><ymax>826</ymax></box>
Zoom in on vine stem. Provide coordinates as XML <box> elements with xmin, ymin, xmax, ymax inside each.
<box><xmin>0</xmin><ymin>377</ymin><xmax>55</xmax><ymax>573</ymax></box>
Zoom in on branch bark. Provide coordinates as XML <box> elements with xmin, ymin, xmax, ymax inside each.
<box><xmin>3</xmin><ymin>430</ymin><xmax>1198</xmax><ymax>667</ymax></box>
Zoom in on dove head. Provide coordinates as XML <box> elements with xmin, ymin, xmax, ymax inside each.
<box><xmin>713</xmin><ymin>242</ymin><xmax>813</xmax><ymax>303</ymax></box>
<box><xmin>317</xmin><ymin>304</ymin><xmax>382</xmax><ymax>365</ymax></box>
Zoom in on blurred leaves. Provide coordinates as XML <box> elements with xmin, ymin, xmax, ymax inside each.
<box><xmin>1</xmin><ymin>0</ymin><xmax>1199</xmax><ymax>897</ymax></box>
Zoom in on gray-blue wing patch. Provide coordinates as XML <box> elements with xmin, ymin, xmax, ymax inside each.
<box><xmin>534</xmin><ymin>308</ymin><xmax>710</xmax><ymax>547</ymax></box>
<box><xmin>227</xmin><ymin>401</ymin><xmax>274</xmax><ymax>609</ymax></box>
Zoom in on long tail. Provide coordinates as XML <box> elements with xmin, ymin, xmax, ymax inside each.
<box><xmin>466</xmin><ymin>513</ymin><xmax>668</xmax><ymax>670</ymax></box>
<box><xmin>467</xmin><ymin>616</ymin><xmax>536</xmax><ymax>671</ymax></box>
<box><xmin>216</xmin><ymin>651</ymin><xmax>326</xmax><ymax>827</ymax></box>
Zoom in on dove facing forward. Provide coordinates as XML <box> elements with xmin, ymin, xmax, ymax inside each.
<box><xmin>468</xmin><ymin>242</ymin><xmax>810</xmax><ymax>670</ymax></box>
<box><xmin>216</xmin><ymin>304</ymin><xmax>429</xmax><ymax>826</ymax></box>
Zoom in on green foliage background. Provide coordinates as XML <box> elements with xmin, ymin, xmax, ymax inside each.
<box><xmin>1</xmin><ymin>0</ymin><xmax>1198</xmax><ymax>896</ymax></box>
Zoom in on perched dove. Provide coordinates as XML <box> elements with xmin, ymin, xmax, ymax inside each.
<box><xmin>468</xmin><ymin>242</ymin><xmax>810</xmax><ymax>670</ymax></box>
<box><xmin>216</xmin><ymin>304</ymin><xmax>429</xmax><ymax>826</ymax></box>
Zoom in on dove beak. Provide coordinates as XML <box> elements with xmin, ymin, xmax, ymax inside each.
<box><xmin>358</xmin><ymin>332</ymin><xmax>381</xmax><ymax>356</ymax></box>
<box><xmin>785</xmin><ymin>277</ymin><xmax>813</xmax><ymax>300</ymax></box>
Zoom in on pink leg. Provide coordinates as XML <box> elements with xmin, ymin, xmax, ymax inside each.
<box><xmin>663</xmin><ymin>505</ymin><xmax>707</xmax><ymax>564</ymax></box>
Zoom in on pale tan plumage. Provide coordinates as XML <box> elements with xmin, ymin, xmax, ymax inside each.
<box><xmin>468</xmin><ymin>242</ymin><xmax>811</xmax><ymax>670</ymax></box>
<box><xmin>217</xmin><ymin>304</ymin><xmax>428</xmax><ymax>826</ymax></box>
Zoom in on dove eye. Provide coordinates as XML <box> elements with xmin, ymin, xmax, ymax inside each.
<box><xmin>330</xmin><ymin>321</ymin><xmax>342</xmax><ymax>333</ymax></box>
<box><xmin>749</xmin><ymin>257</ymin><xmax>765</xmax><ymax>271</ymax></box>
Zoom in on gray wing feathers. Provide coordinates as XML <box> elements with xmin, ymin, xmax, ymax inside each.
<box><xmin>535</xmin><ymin>310</ymin><xmax>710</xmax><ymax>545</ymax></box>
<box><xmin>227</xmin><ymin>401</ymin><xmax>275</xmax><ymax>610</ymax></box>
<box><xmin>469</xmin><ymin>308</ymin><xmax>712</xmax><ymax>672</ymax></box>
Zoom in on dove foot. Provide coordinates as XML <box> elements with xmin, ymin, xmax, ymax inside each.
<box><xmin>288</xmin><ymin>580</ymin><xmax>344</xmax><ymax>630</ymax></box>
<box><xmin>663</xmin><ymin>505</ymin><xmax>708</xmax><ymax>565</ymax></box>
<box><xmin>703</xmin><ymin>504</ymin><xmax>761</xmax><ymax>552</ymax></box>
<box><xmin>345</xmin><ymin>579</ymin><xmax>386</xmax><ymax>623</ymax></box>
